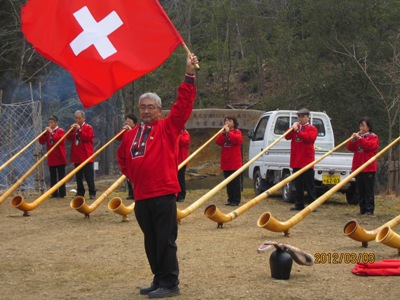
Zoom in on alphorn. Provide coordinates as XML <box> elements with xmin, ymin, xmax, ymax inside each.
<box><xmin>205</xmin><ymin>134</ymin><xmax>355</xmax><ymax>227</ymax></box>
<box><xmin>344</xmin><ymin>214</ymin><xmax>400</xmax><ymax>247</ymax></box>
<box><xmin>70</xmin><ymin>125</ymin><xmax>152</xmax><ymax>217</ymax></box>
<box><xmin>257</xmin><ymin>136</ymin><xmax>400</xmax><ymax>236</ymax></box>
<box><xmin>11</xmin><ymin>129</ymin><xmax>126</xmax><ymax>215</ymax></box>
<box><xmin>108</xmin><ymin>128</ymin><xmax>224</xmax><ymax>222</ymax></box>
<box><xmin>108</xmin><ymin>195</ymin><xmax>135</xmax><ymax>222</ymax></box>
<box><xmin>71</xmin><ymin>174</ymin><xmax>127</xmax><ymax>218</ymax></box>
<box><xmin>176</xmin><ymin>129</ymin><xmax>294</xmax><ymax>221</ymax></box>
<box><xmin>0</xmin><ymin>129</ymin><xmax>46</xmax><ymax>172</ymax></box>
<box><xmin>376</xmin><ymin>226</ymin><xmax>400</xmax><ymax>255</ymax></box>
<box><xmin>0</xmin><ymin>127</ymin><xmax>73</xmax><ymax>205</ymax></box>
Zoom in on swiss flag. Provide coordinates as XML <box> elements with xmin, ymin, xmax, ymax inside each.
<box><xmin>22</xmin><ymin>0</ymin><xmax>184</xmax><ymax>108</ymax></box>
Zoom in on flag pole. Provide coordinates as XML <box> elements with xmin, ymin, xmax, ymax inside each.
<box><xmin>182</xmin><ymin>43</ymin><xmax>200</xmax><ymax>70</ymax></box>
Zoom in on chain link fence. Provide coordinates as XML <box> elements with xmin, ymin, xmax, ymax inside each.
<box><xmin>0</xmin><ymin>100</ymin><xmax>43</xmax><ymax>191</ymax></box>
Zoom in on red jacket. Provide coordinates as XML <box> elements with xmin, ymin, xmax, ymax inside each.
<box><xmin>216</xmin><ymin>129</ymin><xmax>243</xmax><ymax>170</ymax></box>
<box><xmin>346</xmin><ymin>132</ymin><xmax>379</xmax><ymax>172</ymax></box>
<box><xmin>116</xmin><ymin>126</ymin><xmax>137</xmax><ymax>141</ymax></box>
<box><xmin>38</xmin><ymin>127</ymin><xmax>67</xmax><ymax>166</ymax></box>
<box><xmin>176</xmin><ymin>129</ymin><xmax>190</xmax><ymax>166</ymax></box>
<box><xmin>285</xmin><ymin>123</ymin><xmax>318</xmax><ymax>168</ymax></box>
<box><xmin>67</xmin><ymin>122</ymin><xmax>94</xmax><ymax>164</ymax></box>
<box><xmin>117</xmin><ymin>81</ymin><xmax>196</xmax><ymax>201</ymax></box>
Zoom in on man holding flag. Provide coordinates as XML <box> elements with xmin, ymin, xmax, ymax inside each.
<box><xmin>22</xmin><ymin>1</ymin><xmax>198</xmax><ymax>296</ymax></box>
<box><xmin>118</xmin><ymin>53</ymin><xmax>198</xmax><ymax>298</ymax></box>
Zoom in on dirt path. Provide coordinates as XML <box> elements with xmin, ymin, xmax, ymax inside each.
<box><xmin>1</xmin><ymin>187</ymin><xmax>399</xmax><ymax>300</ymax></box>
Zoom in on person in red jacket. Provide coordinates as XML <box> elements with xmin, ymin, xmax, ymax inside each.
<box><xmin>176</xmin><ymin>128</ymin><xmax>190</xmax><ymax>202</ymax></box>
<box><xmin>38</xmin><ymin>115</ymin><xmax>67</xmax><ymax>198</ymax></box>
<box><xmin>117</xmin><ymin>53</ymin><xmax>198</xmax><ymax>299</ymax></box>
<box><xmin>116</xmin><ymin>113</ymin><xmax>138</xmax><ymax>200</ymax></box>
<box><xmin>67</xmin><ymin>110</ymin><xmax>96</xmax><ymax>199</ymax></box>
<box><xmin>216</xmin><ymin>116</ymin><xmax>243</xmax><ymax>206</ymax></box>
<box><xmin>285</xmin><ymin>108</ymin><xmax>318</xmax><ymax>211</ymax></box>
<box><xmin>346</xmin><ymin>116</ymin><xmax>379</xmax><ymax>215</ymax></box>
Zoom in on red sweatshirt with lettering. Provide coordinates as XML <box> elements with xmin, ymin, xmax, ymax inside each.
<box><xmin>215</xmin><ymin>129</ymin><xmax>243</xmax><ymax>170</ymax></box>
<box><xmin>117</xmin><ymin>81</ymin><xmax>196</xmax><ymax>201</ymax></box>
<box><xmin>285</xmin><ymin>123</ymin><xmax>318</xmax><ymax>168</ymax></box>
<box><xmin>38</xmin><ymin>127</ymin><xmax>67</xmax><ymax>166</ymax></box>
<box><xmin>346</xmin><ymin>132</ymin><xmax>379</xmax><ymax>172</ymax></box>
<box><xmin>66</xmin><ymin>122</ymin><xmax>94</xmax><ymax>164</ymax></box>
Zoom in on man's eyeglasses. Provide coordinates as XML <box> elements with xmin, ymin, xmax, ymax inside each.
<box><xmin>139</xmin><ymin>105</ymin><xmax>160</xmax><ymax>111</ymax></box>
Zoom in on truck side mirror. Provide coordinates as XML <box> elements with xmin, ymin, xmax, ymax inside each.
<box><xmin>248</xmin><ymin>129</ymin><xmax>254</xmax><ymax>139</ymax></box>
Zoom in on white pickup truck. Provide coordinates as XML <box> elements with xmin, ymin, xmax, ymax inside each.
<box><xmin>248</xmin><ymin>110</ymin><xmax>358</xmax><ymax>204</ymax></box>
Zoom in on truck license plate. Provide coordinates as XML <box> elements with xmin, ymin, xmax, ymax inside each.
<box><xmin>322</xmin><ymin>174</ymin><xmax>340</xmax><ymax>185</ymax></box>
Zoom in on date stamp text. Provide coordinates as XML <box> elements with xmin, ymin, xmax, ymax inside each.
<box><xmin>314</xmin><ymin>252</ymin><xmax>375</xmax><ymax>264</ymax></box>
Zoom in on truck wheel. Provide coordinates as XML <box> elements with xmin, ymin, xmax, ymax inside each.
<box><xmin>254</xmin><ymin>169</ymin><xmax>268</xmax><ymax>195</ymax></box>
<box><xmin>346</xmin><ymin>187</ymin><xmax>359</xmax><ymax>205</ymax></box>
<box><xmin>282</xmin><ymin>173</ymin><xmax>295</xmax><ymax>203</ymax></box>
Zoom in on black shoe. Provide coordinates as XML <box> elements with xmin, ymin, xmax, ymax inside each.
<box><xmin>139</xmin><ymin>284</ymin><xmax>158</xmax><ymax>295</ymax></box>
<box><xmin>230</xmin><ymin>203</ymin><xmax>239</xmax><ymax>206</ymax></box>
<box><xmin>225</xmin><ymin>202</ymin><xmax>232</xmax><ymax>206</ymax></box>
<box><xmin>126</xmin><ymin>196</ymin><xmax>134</xmax><ymax>200</ymax></box>
<box><xmin>365</xmin><ymin>212</ymin><xmax>374</xmax><ymax>215</ymax></box>
<box><xmin>89</xmin><ymin>195</ymin><xmax>95</xmax><ymax>200</ymax></box>
<box><xmin>148</xmin><ymin>286</ymin><xmax>180</xmax><ymax>299</ymax></box>
<box><xmin>290</xmin><ymin>206</ymin><xmax>304</xmax><ymax>211</ymax></box>
<box><xmin>176</xmin><ymin>198</ymin><xmax>184</xmax><ymax>202</ymax></box>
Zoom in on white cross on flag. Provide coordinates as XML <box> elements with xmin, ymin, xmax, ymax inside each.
<box><xmin>22</xmin><ymin>0</ymin><xmax>184</xmax><ymax>108</ymax></box>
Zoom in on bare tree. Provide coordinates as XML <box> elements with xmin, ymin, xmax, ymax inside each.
<box><xmin>329</xmin><ymin>30</ymin><xmax>400</xmax><ymax>192</ymax></box>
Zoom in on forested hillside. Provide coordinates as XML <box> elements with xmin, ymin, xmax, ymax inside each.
<box><xmin>1</xmin><ymin>0</ymin><xmax>400</xmax><ymax>182</ymax></box>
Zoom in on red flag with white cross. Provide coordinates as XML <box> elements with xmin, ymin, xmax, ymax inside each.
<box><xmin>22</xmin><ymin>0</ymin><xmax>184</xmax><ymax>108</ymax></box>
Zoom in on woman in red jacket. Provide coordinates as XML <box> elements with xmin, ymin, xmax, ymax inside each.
<box><xmin>346</xmin><ymin>116</ymin><xmax>379</xmax><ymax>215</ymax></box>
<box><xmin>176</xmin><ymin>128</ymin><xmax>190</xmax><ymax>202</ymax></box>
<box><xmin>38</xmin><ymin>115</ymin><xmax>67</xmax><ymax>198</ymax></box>
<box><xmin>116</xmin><ymin>113</ymin><xmax>138</xmax><ymax>199</ymax></box>
<box><xmin>216</xmin><ymin>116</ymin><xmax>243</xmax><ymax>206</ymax></box>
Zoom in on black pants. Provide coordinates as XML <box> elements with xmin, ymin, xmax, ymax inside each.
<box><xmin>223</xmin><ymin>170</ymin><xmax>241</xmax><ymax>205</ymax></box>
<box><xmin>49</xmin><ymin>165</ymin><xmax>66</xmax><ymax>197</ymax></box>
<box><xmin>177</xmin><ymin>166</ymin><xmax>186</xmax><ymax>200</ymax></box>
<box><xmin>134</xmin><ymin>194</ymin><xmax>179</xmax><ymax>288</ymax></box>
<box><xmin>74</xmin><ymin>162</ymin><xmax>96</xmax><ymax>197</ymax></box>
<box><xmin>293</xmin><ymin>168</ymin><xmax>316</xmax><ymax>209</ymax></box>
<box><xmin>127</xmin><ymin>179</ymin><xmax>134</xmax><ymax>198</ymax></box>
<box><xmin>356</xmin><ymin>172</ymin><xmax>375</xmax><ymax>214</ymax></box>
